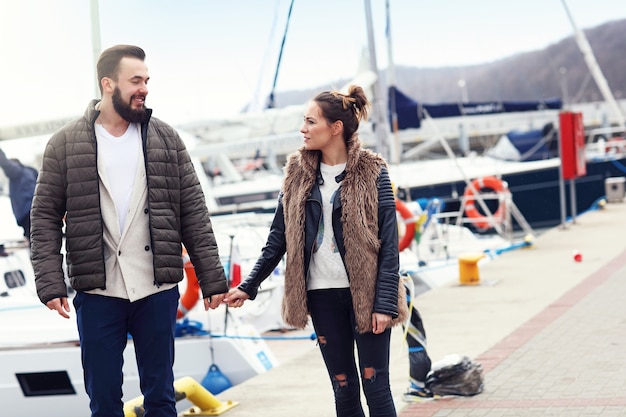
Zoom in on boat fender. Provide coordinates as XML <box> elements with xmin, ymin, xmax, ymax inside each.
<box><xmin>201</xmin><ymin>364</ymin><xmax>233</xmax><ymax>395</ymax></box>
<box><xmin>395</xmin><ymin>199</ymin><xmax>416</xmax><ymax>252</ymax></box>
<box><xmin>463</xmin><ymin>176</ymin><xmax>508</xmax><ymax>230</ymax></box>
<box><xmin>177</xmin><ymin>248</ymin><xmax>201</xmax><ymax>319</ymax></box>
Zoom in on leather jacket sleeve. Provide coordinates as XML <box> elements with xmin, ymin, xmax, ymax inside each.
<box><xmin>238</xmin><ymin>193</ymin><xmax>287</xmax><ymax>299</ymax></box>
<box><xmin>373</xmin><ymin>166</ymin><xmax>401</xmax><ymax>318</ymax></box>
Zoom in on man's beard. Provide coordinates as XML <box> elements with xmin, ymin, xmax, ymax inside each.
<box><xmin>112</xmin><ymin>87</ymin><xmax>149</xmax><ymax>123</ymax></box>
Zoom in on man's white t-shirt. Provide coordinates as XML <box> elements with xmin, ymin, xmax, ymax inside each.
<box><xmin>95</xmin><ymin>123</ymin><xmax>140</xmax><ymax>234</ymax></box>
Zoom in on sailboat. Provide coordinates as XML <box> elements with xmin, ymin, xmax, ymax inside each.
<box><xmin>190</xmin><ymin>0</ymin><xmax>626</xmax><ymax>235</ymax></box>
<box><xmin>379</xmin><ymin>0</ymin><xmax>626</xmax><ymax>232</ymax></box>
<box><xmin>0</xmin><ymin>207</ymin><xmax>290</xmax><ymax>416</ymax></box>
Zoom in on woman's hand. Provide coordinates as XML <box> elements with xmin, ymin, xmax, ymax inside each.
<box><xmin>372</xmin><ymin>312</ymin><xmax>392</xmax><ymax>334</ymax></box>
<box><xmin>223</xmin><ymin>287</ymin><xmax>250</xmax><ymax>308</ymax></box>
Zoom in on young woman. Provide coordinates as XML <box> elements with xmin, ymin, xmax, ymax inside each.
<box><xmin>225</xmin><ymin>84</ymin><xmax>407</xmax><ymax>417</ymax></box>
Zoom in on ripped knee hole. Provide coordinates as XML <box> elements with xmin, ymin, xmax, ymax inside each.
<box><xmin>363</xmin><ymin>367</ymin><xmax>376</xmax><ymax>381</ymax></box>
<box><xmin>334</xmin><ymin>373</ymin><xmax>348</xmax><ymax>387</ymax></box>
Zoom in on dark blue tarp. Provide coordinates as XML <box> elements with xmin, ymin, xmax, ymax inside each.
<box><xmin>388</xmin><ymin>87</ymin><xmax>563</xmax><ymax>130</ymax></box>
<box><xmin>502</xmin><ymin>98</ymin><xmax>562</xmax><ymax>112</ymax></box>
<box><xmin>422</xmin><ymin>103</ymin><xmax>463</xmax><ymax>118</ymax></box>
<box><xmin>508</xmin><ymin>129</ymin><xmax>550</xmax><ymax>160</ymax></box>
<box><xmin>507</xmin><ymin>122</ymin><xmax>558</xmax><ymax>161</ymax></box>
<box><xmin>460</xmin><ymin>102</ymin><xmax>503</xmax><ymax>115</ymax></box>
<box><xmin>389</xmin><ymin>86</ymin><xmax>421</xmax><ymax>129</ymax></box>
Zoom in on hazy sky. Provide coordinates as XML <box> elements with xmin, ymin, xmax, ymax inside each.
<box><xmin>1</xmin><ymin>0</ymin><xmax>625</xmax><ymax>126</ymax></box>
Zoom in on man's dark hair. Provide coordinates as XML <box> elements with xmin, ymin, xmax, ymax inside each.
<box><xmin>96</xmin><ymin>45</ymin><xmax>146</xmax><ymax>95</ymax></box>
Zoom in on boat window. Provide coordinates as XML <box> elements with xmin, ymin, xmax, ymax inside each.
<box><xmin>4</xmin><ymin>269</ymin><xmax>26</xmax><ymax>288</ymax></box>
<box><xmin>16</xmin><ymin>371</ymin><xmax>76</xmax><ymax>396</ymax></box>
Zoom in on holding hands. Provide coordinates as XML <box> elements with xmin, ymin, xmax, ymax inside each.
<box><xmin>223</xmin><ymin>287</ymin><xmax>250</xmax><ymax>308</ymax></box>
<box><xmin>203</xmin><ymin>292</ymin><xmax>227</xmax><ymax>310</ymax></box>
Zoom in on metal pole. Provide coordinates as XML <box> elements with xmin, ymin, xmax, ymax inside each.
<box><xmin>224</xmin><ymin>234</ymin><xmax>235</xmax><ymax>332</ymax></box>
<box><xmin>558</xmin><ymin>131</ymin><xmax>568</xmax><ymax>228</ymax></box>
<box><xmin>90</xmin><ymin>0</ymin><xmax>102</xmax><ymax>100</ymax></box>
<box><xmin>266</xmin><ymin>0</ymin><xmax>295</xmax><ymax>109</ymax></box>
<box><xmin>385</xmin><ymin>0</ymin><xmax>400</xmax><ymax>164</ymax></box>
<box><xmin>559</xmin><ymin>67</ymin><xmax>569</xmax><ymax>109</ymax></box>
<box><xmin>569</xmin><ymin>179</ymin><xmax>577</xmax><ymax>224</ymax></box>
<box><xmin>561</xmin><ymin>0</ymin><xmax>625</xmax><ymax>128</ymax></box>
<box><xmin>364</xmin><ymin>0</ymin><xmax>390</xmax><ymax>161</ymax></box>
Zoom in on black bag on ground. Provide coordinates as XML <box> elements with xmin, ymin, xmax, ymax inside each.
<box><xmin>425</xmin><ymin>354</ymin><xmax>484</xmax><ymax>396</ymax></box>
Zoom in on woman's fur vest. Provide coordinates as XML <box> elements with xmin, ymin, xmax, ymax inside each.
<box><xmin>281</xmin><ymin>137</ymin><xmax>408</xmax><ymax>333</ymax></box>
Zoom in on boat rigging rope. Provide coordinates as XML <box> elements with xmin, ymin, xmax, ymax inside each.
<box><xmin>175</xmin><ymin>318</ymin><xmax>317</xmax><ymax>341</ymax></box>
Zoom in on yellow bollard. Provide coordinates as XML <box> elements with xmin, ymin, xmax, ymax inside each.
<box><xmin>123</xmin><ymin>376</ymin><xmax>238</xmax><ymax>417</ymax></box>
<box><xmin>124</xmin><ymin>395</ymin><xmax>146</xmax><ymax>417</ymax></box>
<box><xmin>458</xmin><ymin>252</ymin><xmax>485</xmax><ymax>285</ymax></box>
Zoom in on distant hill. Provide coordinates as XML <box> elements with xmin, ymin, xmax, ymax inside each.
<box><xmin>275</xmin><ymin>18</ymin><xmax>626</xmax><ymax>107</ymax></box>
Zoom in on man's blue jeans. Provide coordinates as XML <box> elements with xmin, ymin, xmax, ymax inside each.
<box><xmin>73</xmin><ymin>287</ymin><xmax>179</xmax><ymax>417</ymax></box>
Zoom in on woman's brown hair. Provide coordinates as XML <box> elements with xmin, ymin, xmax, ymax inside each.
<box><xmin>313</xmin><ymin>84</ymin><xmax>370</xmax><ymax>144</ymax></box>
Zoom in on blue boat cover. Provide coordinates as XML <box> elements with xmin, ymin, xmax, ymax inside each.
<box><xmin>389</xmin><ymin>86</ymin><xmax>421</xmax><ymax>129</ymax></box>
<box><xmin>388</xmin><ymin>87</ymin><xmax>563</xmax><ymax>130</ymax></box>
<box><xmin>507</xmin><ymin>128</ymin><xmax>552</xmax><ymax>161</ymax></box>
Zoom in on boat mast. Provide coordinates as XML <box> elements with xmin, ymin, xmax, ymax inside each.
<box><xmin>266</xmin><ymin>0</ymin><xmax>295</xmax><ymax>109</ymax></box>
<box><xmin>385</xmin><ymin>0</ymin><xmax>400</xmax><ymax>164</ymax></box>
<box><xmin>560</xmin><ymin>0</ymin><xmax>625</xmax><ymax>128</ymax></box>
<box><xmin>364</xmin><ymin>0</ymin><xmax>391</xmax><ymax>161</ymax></box>
<box><xmin>90</xmin><ymin>0</ymin><xmax>102</xmax><ymax>100</ymax></box>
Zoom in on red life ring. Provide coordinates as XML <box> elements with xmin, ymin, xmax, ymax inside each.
<box><xmin>177</xmin><ymin>248</ymin><xmax>201</xmax><ymax>319</ymax></box>
<box><xmin>464</xmin><ymin>176</ymin><xmax>508</xmax><ymax>229</ymax></box>
<box><xmin>605</xmin><ymin>138</ymin><xmax>626</xmax><ymax>154</ymax></box>
<box><xmin>396</xmin><ymin>199</ymin><xmax>416</xmax><ymax>252</ymax></box>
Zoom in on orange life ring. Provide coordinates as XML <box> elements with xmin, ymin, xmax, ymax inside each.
<box><xmin>177</xmin><ymin>248</ymin><xmax>201</xmax><ymax>319</ymax></box>
<box><xmin>463</xmin><ymin>176</ymin><xmax>507</xmax><ymax>229</ymax></box>
<box><xmin>396</xmin><ymin>199</ymin><xmax>416</xmax><ymax>252</ymax></box>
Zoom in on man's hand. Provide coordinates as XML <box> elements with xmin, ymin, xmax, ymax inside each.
<box><xmin>203</xmin><ymin>292</ymin><xmax>226</xmax><ymax>310</ymax></box>
<box><xmin>46</xmin><ymin>297</ymin><xmax>71</xmax><ymax>319</ymax></box>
